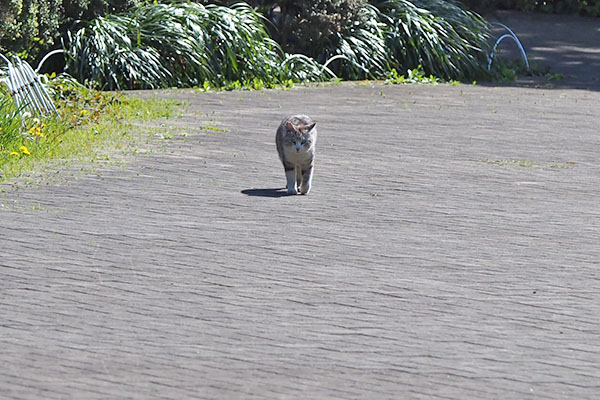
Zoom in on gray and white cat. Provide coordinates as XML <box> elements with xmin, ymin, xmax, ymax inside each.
<box><xmin>275</xmin><ymin>114</ymin><xmax>317</xmax><ymax>195</ymax></box>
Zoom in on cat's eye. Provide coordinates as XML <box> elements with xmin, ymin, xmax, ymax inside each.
<box><xmin>301</xmin><ymin>140</ymin><xmax>307</xmax><ymax>145</ymax></box>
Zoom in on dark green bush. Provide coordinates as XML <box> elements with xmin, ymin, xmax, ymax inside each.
<box><xmin>376</xmin><ymin>0</ymin><xmax>491</xmax><ymax>80</ymax></box>
<box><xmin>0</xmin><ymin>0</ymin><xmax>61</xmax><ymax>61</ymax></box>
<box><xmin>213</xmin><ymin>0</ymin><xmax>492</xmax><ymax>81</ymax></box>
<box><xmin>273</xmin><ymin>0</ymin><xmax>368</xmax><ymax>52</ymax></box>
<box><xmin>3</xmin><ymin>0</ymin><xmax>501</xmax><ymax>85</ymax></box>
<box><xmin>63</xmin><ymin>0</ymin><xmax>494</xmax><ymax>85</ymax></box>
<box><xmin>277</xmin><ymin>1</ymin><xmax>389</xmax><ymax>80</ymax></box>
<box><xmin>0</xmin><ymin>0</ymin><xmax>139</xmax><ymax>63</ymax></box>
<box><xmin>64</xmin><ymin>2</ymin><xmax>334</xmax><ymax>90</ymax></box>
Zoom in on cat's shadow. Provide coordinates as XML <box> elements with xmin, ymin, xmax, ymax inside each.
<box><xmin>241</xmin><ymin>188</ymin><xmax>292</xmax><ymax>198</ymax></box>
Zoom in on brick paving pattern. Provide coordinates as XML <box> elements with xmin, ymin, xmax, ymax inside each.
<box><xmin>2</xmin><ymin>12</ymin><xmax>600</xmax><ymax>400</ymax></box>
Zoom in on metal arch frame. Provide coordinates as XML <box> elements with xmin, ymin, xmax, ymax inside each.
<box><xmin>0</xmin><ymin>51</ymin><xmax>63</xmax><ymax>118</ymax></box>
<box><xmin>488</xmin><ymin>22</ymin><xmax>530</xmax><ymax>72</ymax></box>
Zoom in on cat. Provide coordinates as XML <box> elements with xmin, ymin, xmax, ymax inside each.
<box><xmin>275</xmin><ymin>114</ymin><xmax>317</xmax><ymax>195</ymax></box>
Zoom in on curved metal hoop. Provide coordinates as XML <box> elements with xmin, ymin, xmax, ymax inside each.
<box><xmin>0</xmin><ymin>53</ymin><xmax>60</xmax><ymax>118</ymax></box>
<box><xmin>488</xmin><ymin>22</ymin><xmax>530</xmax><ymax>71</ymax></box>
<box><xmin>35</xmin><ymin>49</ymin><xmax>65</xmax><ymax>73</ymax></box>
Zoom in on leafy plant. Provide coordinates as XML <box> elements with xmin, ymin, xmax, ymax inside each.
<box><xmin>202</xmin><ymin>3</ymin><xmax>281</xmax><ymax>85</ymax></box>
<box><xmin>375</xmin><ymin>0</ymin><xmax>492</xmax><ymax>81</ymax></box>
<box><xmin>0</xmin><ymin>0</ymin><xmax>62</xmax><ymax>62</ymax></box>
<box><xmin>317</xmin><ymin>4</ymin><xmax>390</xmax><ymax>80</ymax></box>
<box><xmin>0</xmin><ymin>84</ymin><xmax>69</xmax><ymax>178</ymax></box>
<box><xmin>281</xmin><ymin>53</ymin><xmax>337</xmax><ymax>83</ymax></box>
<box><xmin>0</xmin><ymin>75</ymin><xmax>177</xmax><ymax>181</ymax></box>
<box><xmin>0</xmin><ymin>0</ymin><xmax>140</xmax><ymax>66</ymax></box>
<box><xmin>385</xmin><ymin>65</ymin><xmax>444</xmax><ymax>84</ymax></box>
<box><xmin>0</xmin><ymin>90</ymin><xmax>26</xmax><ymax>155</ymax></box>
<box><xmin>250</xmin><ymin>0</ymin><xmax>493</xmax><ymax>81</ymax></box>
<box><xmin>65</xmin><ymin>3</ymin><xmax>212</xmax><ymax>89</ymax></box>
<box><xmin>64</xmin><ymin>2</ymin><xmax>335</xmax><ymax>90</ymax></box>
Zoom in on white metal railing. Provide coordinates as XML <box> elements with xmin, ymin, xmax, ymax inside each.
<box><xmin>0</xmin><ymin>51</ymin><xmax>62</xmax><ymax>118</ymax></box>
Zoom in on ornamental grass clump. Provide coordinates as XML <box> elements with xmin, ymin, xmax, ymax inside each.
<box><xmin>65</xmin><ymin>2</ymin><xmax>334</xmax><ymax>90</ymax></box>
<box><xmin>66</xmin><ymin>3</ymin><xmax>213</xmax><ymax>89</ymax></box>
<box><xmin>0</xmin><ymin>88</ymin><xmax>61</xmax><ymax>177</ymax></box>
<box><xmin>259</xmin><ymin>0</ymin><xmax>492</xmax><ymax>81</ymax></box>
<box><xmin>64</xmin><ymin>0</ymin><xmax>495</xmax><ymax>88</ymax></box>
<box><xmin>272</xmin><ymin>0</ymin><xmax>389</xmax><ymax>80</ymax></box>
<box><xmin>0</xmin><ymin>94</ymin><xmax>25</xmax><ymax>156</ymax></box>
<box><xmin>319</xmin><ymin>4</ymin><xmax>390</xmax><ymax>80</ymax></box>
<box><xmin>374</xmin><ymin>0</ymin><xmax>491</xmax><ymax>80</ymax></box>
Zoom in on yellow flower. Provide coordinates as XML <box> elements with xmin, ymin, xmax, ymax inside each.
<box><xmin>20</xmin><ymin>145</ymin><xmax>30</xmax><ymax>155</ymax></box>
<box><xmin>9</xmin><ymin>151</ymin><xmax>19</xmax><ymax>156</ymax></box>
<box><xmin>80</xmin><ymin>109</ymin><xmax>88</xmax><ymax>116</ymax></box>
<box><xmin>28</xmin><ymin>126</ymin><xmax>43</xmax><ymax>137</ymax></box>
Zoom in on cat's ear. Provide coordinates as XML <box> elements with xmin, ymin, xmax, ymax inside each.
<box><xmin>285</xmin><ymin>121</ymin><xmax>295</xmax><ymax>132</ymax></box>
<box><xmin>306</xmin><ymin>122</ymin><xmax>316</xmax><ymax>131</ymax></box>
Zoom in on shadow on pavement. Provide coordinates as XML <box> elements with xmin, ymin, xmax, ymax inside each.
<box><xmin>241</xmin><ymin>188</ymin><xmax>291</xmax><ymax>198</ymax></box>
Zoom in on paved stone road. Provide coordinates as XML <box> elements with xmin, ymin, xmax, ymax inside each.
<box><xmin>2</xmin><ymin>82</ymin><xmax>600</xmax><ymax>399</ymax></box>
<box><xmin>3</xmin><ymin>11</ymin><xmax>600</xmax><ymax>400</ymax></box>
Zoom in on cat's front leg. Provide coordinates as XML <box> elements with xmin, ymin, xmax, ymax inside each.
<box><xmin>300</xmin><ymin>166</ymin><xmax>313</xmax><ymax>195</ymax></box>
<box><xmin>285</xmin><ymin>168</ymin><xmax>298</xmax><ymax>194</ymax></box>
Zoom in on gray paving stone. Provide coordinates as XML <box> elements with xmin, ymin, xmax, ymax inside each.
<box><xmin>1</xmin><ymin>81</ymin><xmax>599</xmax><ymax>399</ymax></box>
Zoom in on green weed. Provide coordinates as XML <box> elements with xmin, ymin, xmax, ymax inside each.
<box><xmin>200</xmin><ymin>125</ymin><xmax>230</xmax><ymax>133</ymax></box>
<box><xmin>385</xmin><ymin>66</ymin><xmax>449</xmax><ymax>85</ymax></box>
<box><xmin>0</xmin><ymin>76</ymin><xmax>178</xmax><ymax>182</ymax></box>
<box><xmin>481</xmin><ymin>158</ymin><xmax>534</xmax><ymax>168</ymax></box>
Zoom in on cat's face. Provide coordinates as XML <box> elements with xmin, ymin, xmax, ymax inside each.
<box><xmin>283</xmin><ymin>121</ymin><xmax>316</xmax><ymax>153</ymax></box>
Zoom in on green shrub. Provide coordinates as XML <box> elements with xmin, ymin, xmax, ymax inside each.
<box><xmin>0</xmin><ymin>88</ymin><xmax>26</xmax><ymax>155</ymax></box>
<box><xmin>271</xmin><ymin>0</ymin><xmax>491</xmax><ymax>80</ymax></box>
<box><xmin>275</xmin><ymin>0</ymin><xmax>368</xmax><ymax>53</ymax></box>
<box><xmin>327</xmin><ymin>4</ymin><xmax>390</xmax><ymax>79</ymax></box>
<box><xmin>282</xmin><ymin>1</ymin><xmax>389</xmax><ymax>80</ymax></box>
<box><xmin>64</xmin><ymin>2</ymin><xmax>334</xmax><ymax>90</ymax></box>
<box><xmin>0</xmin><ymin>75</ymin><xmax>178</xmax><ymax>181</ymax></box>
<box><xmin>65</xmin><ymin>3</ymin><xmax>213</xmax><ymax>89</ymax></box>
<box><xmin>230</xmin><ymin>0</ymin><xmax>491</xmax><ymax>81</ymax></box>
<box><xmin>4</xmin><ymin>0</ymin><xmax>497</xmax><ymax>86</ymax></box>
<box><xmin>0</xmin><ymin>0</ymin><xmax>139</xmax><ymax>64</ymax></box>
<box><xmin>375</xmin><ymin>0</ymin><xmax>491</xmax><ymax>80</ymax></box>
<box><xmin>0</xmin><ymin>0</ymin><xmax>61</xmax><ymax>61</ymax></box>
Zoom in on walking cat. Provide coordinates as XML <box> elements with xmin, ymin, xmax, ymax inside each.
<box><xmin>275</xmin><ymin>115</ymin><xmax>317</xmax><ymax>195</ymax></box>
